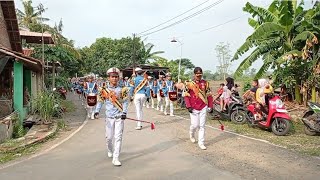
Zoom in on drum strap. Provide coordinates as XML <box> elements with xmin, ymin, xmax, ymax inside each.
<box><xmin>101</xmin><ymin>88</ymin><xmax>123</xmax><ymax>112</ymax></box>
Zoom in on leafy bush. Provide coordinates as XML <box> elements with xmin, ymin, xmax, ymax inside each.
<box><xmin>12</xmin><ymin>113</ymin><xmax>26</xmax><ymax>138</ymax></box>
<box><xmin>32</xmin><ymin>91</ymin><xmax>62</xmax><ymax>124</ymax></box>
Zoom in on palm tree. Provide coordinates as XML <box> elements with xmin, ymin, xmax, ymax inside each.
<box><xmin>232</xmin><ymin>0</ymin><xmax>319</xmax><ymax>103</ymax></box>
<box><xmin>16</xmin><ymin>0</ymin><xmax>49</xmax><ymax>30</ymax></box>
<box><xmin>140</xmin><ymin>42</ymin><xmax>164</xmax><ymax>63</ymax></box>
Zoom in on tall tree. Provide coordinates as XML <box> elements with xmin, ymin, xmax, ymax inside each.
<box><xmin>16</xmin><ymin>0</ymin><xmax>49</xmax><ymax>30</ymax></box>
<box><xmin>232</xmin><ymin>0</ymin><xmax>320</xmax><ymax>103</ymax></box>
<box><xmin>215</xmin><ymin>42</ymin><xmax>232</xmax><ymax>80</ymax></box>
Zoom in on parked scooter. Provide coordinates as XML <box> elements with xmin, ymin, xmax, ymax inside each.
<box><xmin>301</xmin><ymin>101</ymin><xmax>320</xmax><ymax>136</ymax></box>
<box><xmin>246</xmin><ymin>94</ymin><xmax>292</xmax><ymax>136</ymax></box>
<box><xmin>212</xmin><ymin>94</ymin><xmax>247</xmax><ymax>124</ymax></box>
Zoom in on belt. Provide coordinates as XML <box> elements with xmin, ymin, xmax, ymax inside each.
<box><xmin>107</xmin><ymin>115</ymin><xmax>122</xmax><ymax>119</ymax></box>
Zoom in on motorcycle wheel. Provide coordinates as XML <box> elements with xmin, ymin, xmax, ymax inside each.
<box><xmin>230</xmin><ymin>109</ymin><xmax>247</xmax><ymax>124</ymax></box>
<box><xmin>304</xmin><ymin>126</ymin><xmax>317</xmax><ymax>136</ymax></box>
<box><xmin>302</xmin><ymin>112</ymin><xmax>318</xmax><ymax>136</ymax></box>
<box><xmin>271</xmin><ymin>118</ymin><xmax>291</xmax><ymax>136</ymax></box>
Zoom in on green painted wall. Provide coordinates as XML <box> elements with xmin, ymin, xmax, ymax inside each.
<box><xmin>13</xmin><ymin>62</ymin><xmax>24</xmax><ymax>122</ymax></box>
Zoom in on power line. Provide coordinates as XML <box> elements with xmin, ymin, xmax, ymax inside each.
<box><xmin>144</xmin><ymin>14</ymin><xmax>247</xmax><ymax>41</ymax></box>
<box><xmin>140</xmin><ymin>0</ymin><xmax>225</xmax><ymax>37</ymax></box>
<box><xmin>137</xmin><ymin>0</ymin><xmax>211</xmax><ymax>35</ymax></box>
<box><xmin>197</xmin><ymin>15</ymin><xmax>246</xmax><ymax>33</ymax></box>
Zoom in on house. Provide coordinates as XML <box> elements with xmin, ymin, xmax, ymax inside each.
<box><xmin>0</xmin><ymin>0</ymin><xmax>53</xmax><ymax>122</ymax></box>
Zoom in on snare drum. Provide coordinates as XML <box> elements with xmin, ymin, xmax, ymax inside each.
<box><xmin>169</xmin><ymin>92</ymin><xmax>178</xmax><ymax>101</ymax></box>
<box><xmin>159</xmin><ymin>89</ymin><xmax>165</xmax><ymax>98</ymax></box>
<box><xmin>87</xmin><ymin>93</ymin><xmax>97</xmax><ymax>106</ymax></box>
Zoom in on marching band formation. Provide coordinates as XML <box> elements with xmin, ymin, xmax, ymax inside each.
<box><xmin>70</xmin><ymin>66</ymin><xmax>212</xmax><ymax>166</ymax></box>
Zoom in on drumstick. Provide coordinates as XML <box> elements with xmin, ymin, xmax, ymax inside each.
<box><xmin>126</xmin><ymin>117</ymin><xmax>155</xmax><ymax>130</ymax></box>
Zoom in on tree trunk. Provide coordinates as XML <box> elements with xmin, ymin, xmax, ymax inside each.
<box><xmin>311</xmin><ymin>86</ymin><xmax>316</xmax><ymax>102</ymax></box>
<box><xmin>52</xmin><ymin>62</ymin><xmax>56</xmax><ymax>89</ymax></box>
<box><xmin>295</xmin><ymin>85</ymin><xmax>302</xmax><ymax>104</ymax></box>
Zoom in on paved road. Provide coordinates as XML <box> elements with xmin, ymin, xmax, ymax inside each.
<box><xmin>0</xmin><ymin>103</ymin><xmax>240</xmax><ymax>180</ymax></box>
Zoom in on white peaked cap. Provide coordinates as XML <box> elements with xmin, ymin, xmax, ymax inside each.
<box><xmin>107</xmin><ymin>67</ymin><xmax>120</xmax><ymax>75</ymax></box>
<box><xmin>135</xmin><ymin>67</ymin><xmax>143</xmax><ymax>71</ymax></box>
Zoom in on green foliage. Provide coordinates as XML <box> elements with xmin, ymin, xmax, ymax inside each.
<box><xmin>80</xmin><ymin>37</ymin><xmax>164</xmax><ymax>76</ymax></box>
<box><xmin>233</xmin><ymin>0</ymin><xmax>320</xmax><ymax>98</ymax></box>
<box><xmin>151</xmin><ymin>57</ymin><xmax>195</xmax><ymax>82</ymax></box>
<box><xmin>32</xmin><ymin>91</ymin><xmax>62</xmax><ymax>123</ymax></box>
<box><xmin>243</xmin><ymin>79</ymin><xmax>252</xmax><ymax>92</ymax></box>
<box><xmin>12</xmin><ymin>113</ymin><xmax>26</xmax><ymax>139</ymax></box>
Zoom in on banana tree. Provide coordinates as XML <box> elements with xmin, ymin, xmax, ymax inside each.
<box><xmin>232</xmin><ymin>0</ymin><xmax>319</xmax><ymax>103</ymax></box>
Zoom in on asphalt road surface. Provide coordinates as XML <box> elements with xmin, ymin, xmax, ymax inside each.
<box><xmin>0</xmin><ymin>104</ymin><xmax>240</xmax><ymax>180</ymax></box>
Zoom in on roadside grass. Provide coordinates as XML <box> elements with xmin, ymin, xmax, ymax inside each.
<box><xmin>61</xmin><ymin>100</ymin><xmax>76</xmax><ymax>112</ymax></box>
<box><xmin>0</xmin><ymin>141</ymin><xmax>41</xmax><ymax>164</ymax></box>
<box><xmin>174</xmin><ymin>108</ymin><xmax>320</xmax><ymax>157</ymax></box>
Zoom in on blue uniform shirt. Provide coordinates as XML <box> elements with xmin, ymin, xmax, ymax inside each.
<box><xmin>166</xmin><ymin>80</ymin><xmax>174</xmax><ymax>92</ymax></box>
<box><xmin>162</xmin><ymin>85</ymin><xmax>169</xmax><ymax>97</ymax></box>
<box><xmin>130</xmin><ymin>75</ymin><xmax>150</xmax><ymax>97</ymax></box>
<box><xmin>85</xmin><ymin>82</ymin><xmax>98</xmax><ymax>94</ymax></box>
<box><xmin>95</xmin><ymin>84</ymin><xmax>129</xmax><ymax>118</ymax></box>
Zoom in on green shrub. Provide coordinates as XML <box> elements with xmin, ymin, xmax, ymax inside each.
<box><xmin>12</xmin><ymin>113</ymin><xmax>26</xmax><ymax>138</ymax></box>
<box><xmin>32</xmin><ymin>91</ymin><xmax>62</xmax><ymax>124</ymax></box>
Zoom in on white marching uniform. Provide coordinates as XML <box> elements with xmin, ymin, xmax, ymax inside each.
<box><xmin>130</xmin><ymin>68</ymin><xmax>150</xmax><ymax>129</ymax></box>
<box><xmin>156</xmin><ymin>79</ymin><xmax>164</xmax><ymax>111</ymax></box>
<box><xmin>164</xmin><ymin>80</ymin><xmax>174</xmax><ymax>116</ymax></box>
<box><xmin>85</xmin><ymin>82</ymin><xmax>97</xmax><ymax>120</ymax></box>
<box><xmin>95</xmin><ymin>67</ymin><xmax>130</xmax><ymax>166</ymax></box>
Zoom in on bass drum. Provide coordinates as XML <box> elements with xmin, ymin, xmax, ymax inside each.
<box><xmin>169</xmin><ymin>92</ymin><xmax>177</xmax><ymax>101</ymax></box>
<box><xmin>87</xmin><ymin>93</ymin><xmax>97</xmax><ymax>106</ymax></box>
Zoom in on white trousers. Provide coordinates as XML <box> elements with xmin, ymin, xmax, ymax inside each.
<box><xmin>164</xmin><ymin>97</ymin><xmax>174</xmax><ymax>115</ymax></box>
<box><xmin>189</xmin><ymin>106</ymin><xmax>207</xmax><ymax>146</ymax></box>
<box><xmin>105</xmin><ymin>117</ymin><xmax>124</xmax><ymax>158</ymax></box>
<box><xmin>134</xmin><ymin>94</ymin><xmax>146</xmax><ymax>127</ymax></box>
<box><xmin>156</xmin><ymin>93</ymin><xmax>164</xmax><ymax>111</ymax></box>
<box><xmin>87</xmin><ymin>105</ymin><xmax>96</xmax><ymax>119</ymax></box>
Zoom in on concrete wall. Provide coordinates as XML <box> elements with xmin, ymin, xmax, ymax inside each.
<box><xmin>0</xmin><ymin>113</ymin><xmax>14</xmax><ymax>143</ymax></box>
<box><xmin>0</xmin><ymin>6</ymin><xmax>11</xmax><ymax>49</ymax></box>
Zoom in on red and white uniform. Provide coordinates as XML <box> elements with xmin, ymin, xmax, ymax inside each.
<box><xmin>184</xmin><ymin>79</ymin><xmax>213</xmax><ymax>146</ymax></box>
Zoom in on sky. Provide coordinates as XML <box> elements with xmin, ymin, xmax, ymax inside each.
<box><xmin>15</xmin><ymin>0</ymin><xmax>315</xmax><ymax>72</ymax></box>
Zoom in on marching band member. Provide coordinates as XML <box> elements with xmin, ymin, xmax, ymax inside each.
<box><xmin>184</xmin><ymin>67</ymin><xmax>213</xmax><ymax>150</ymax></box>
<box><xmin>94</xmin><ymin>80</ymin><xmax>108</xmax><ymax>119</ymax></box>
<box><xmin>95</xmin><ymin>67</ymin><xmax>130</xmax><ymax>166</ymax></box>
<box><xmin>164</xmin><ymin>73</ymin><xmax>174</xmax><ymax>116</ymax></box>
<box><xmin>130</xmin><ymin>67</ymin><xmax>150</xmax><ymax>130</ymax></box>
<box><xmin>156</xmin><ymin>75</ymin><xmax>165</xmax><ymax>111</ymax></box>
<box><xmin>146</xmin><ymin>76</ymin><xmax>153</xmax><ymax>108</ymax></box>
<box><xmin>123</xmin><ymin>77</ymin><xmax>130</xmax><ymax>87</ymax></box>
<box><xmin>151</xmin><ymin>79</ymin><xmax>158</xmax><ymax>109</ymax></box>
<box><xmin>84</xmin><ymin>76</ymin><xmax>98</xmax><ymax>120</ymax></box>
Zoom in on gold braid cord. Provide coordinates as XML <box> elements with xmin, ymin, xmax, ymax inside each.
<box><xmin>101</xmin><ymin>88</ymin><xmax>123</xmax><ymax>112</ymax></box>
<box><xmin>184</xmin><ymin>81</ymin><xmax>211</xmax><ymax>105</ymax></box>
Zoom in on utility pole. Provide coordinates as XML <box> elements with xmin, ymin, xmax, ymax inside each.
<box><xmin>132</xmin><ymin>33</ymin><xmax>136</xmax><ymax>75</ymax></box>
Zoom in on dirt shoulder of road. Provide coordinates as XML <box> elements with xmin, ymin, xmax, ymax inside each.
<box><xmin>148</xmin><ymin>107</ymin><xmax>320</xmax><ymax>180</ymax></box>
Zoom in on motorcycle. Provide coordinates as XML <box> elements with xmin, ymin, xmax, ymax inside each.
<box><xmin>246</xmin><ymin>94</ymin><xmax>292</xmax><ymax>136</ymax></box>
<box><xmin>301</xmin><ymin>101</ymin><xmax>320</xmax><ymax>136</ymax></box>
<box><xmin>212</xmin><ymin>94</ymin><xmax>247</xmax><ymax>124</ymax></box>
